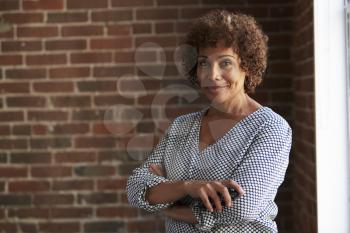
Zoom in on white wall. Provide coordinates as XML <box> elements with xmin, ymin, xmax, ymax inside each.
<box><xmin>314</xmin><ymin>0</ymin><xmax>349</xmax><ymax>232</ymax></box>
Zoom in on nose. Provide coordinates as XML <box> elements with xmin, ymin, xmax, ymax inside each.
<box><xmin>207</xmin><ymin>63</ymin><xmax>221</xmax><ymax>81</ymax></box>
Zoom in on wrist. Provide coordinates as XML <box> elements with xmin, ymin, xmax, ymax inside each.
<box><xmin>182</xmin><ymin>180</ymin><xmax>191</xmax><ymax>195</ymax></box>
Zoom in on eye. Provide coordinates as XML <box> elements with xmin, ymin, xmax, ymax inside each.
<box><xmin>220</xmin><ymin>60</ymin><xmax>232</xmax><ymax>68</ymax></box>
<box><xmin>198</xmin><ymin>60</ymin><xmax>209</xmax><ymax>67</ymax></box>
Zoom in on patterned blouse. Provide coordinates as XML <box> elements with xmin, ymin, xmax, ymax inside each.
<box><xmin>127</xmin><ymin>105</ymin><xmax>292</xmax><ymax>232</ymax></box>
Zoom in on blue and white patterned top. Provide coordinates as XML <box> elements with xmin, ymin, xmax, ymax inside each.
<box><xmin>127</xmin><ymin>105</ymin><xmax>292</xmax><ymax>233</ymax></box>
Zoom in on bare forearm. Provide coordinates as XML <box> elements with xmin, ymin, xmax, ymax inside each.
<box><xmin>164</xmin><ymin>206</ymin><xmax>198</xmax><ymax>224</ymax></box>
<box><xmin>145</xmin><ymin>180</ymin><xmax>188</xmax><ymax>205</ymax></box>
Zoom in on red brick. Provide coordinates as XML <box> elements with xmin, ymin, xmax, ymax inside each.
<box><xmin>0</xmin><ymin>111</ymin><xmax>24</xmax><ymax>122</ymax></box>
<box><xmin>67</xmin><ymin>0</ymin><xmax>108</xmax><ymax>9</ymax></box>
<box><xmin>72</xmin><ymin>109</ymin><xmax>106</xmax><ymax>121</ymax></box>
<box><xmin>6</xmin><ymin>68</ymin><xmax>46</xmax><ymax>79</ymax></box>
<box><xmin>155</xmin><ymin>22</ymin><xmax>174</xmax><ymax>33</ymax></box>
<box><xmin>0</xmin><ymin>55</ymin><xmax>22</xmax><ymax>65</ymax></box>
<box><xmin>157</xmin><ymin>0</ymin><xmax>200</xmax><ymax>5</ymax></box>
<box><xmin>136</xmin><ymin>9</ymin><xmax>178</xmax><ymax>20</ymax></box>
<box><xmin>47</xmin><ymin>12</ymin><xmax>88</xmax><ymax>23</ymax></box>
<box><xmin>2</xmin><ymin>13</ymin><xmax>43</xmax><ymax>24</ymax></box>
<box><xmin>49</xmin><ymin>67</ymin><xmax>90</xmax><ymax>78</ymax></box>
<box><xmin>52</xmin><ymin>208</ymin><xmax>93</xmax><ymax>218</ymax></box>
<box><xmin>107</xmin><ymin>25</ymin><xmax>132</xmax><ymax>36</ymax></box>
<box><xmin>7</xmin><ymin>96</ymin><xmax>46</xmax><ymax>108</ymax></box>
<box><xmin>114</xmin><ymin>51</ymin><xmax>134</xmax><ymax>63</ymax></box>
<box><xmin>12</xmin><ymin>124</ymin><xmax>31</xmax><ymax>135</ymax></box>
<box><xmin>135</xmin><ymin>36</ymin><xmax>177</xmax><ymax>48</ymax></box>
<box><xmin>2</xmin><ymin>40</ymin><xmax>42</xmax><ymax>52</ymax></box>
<box><xmin>93</xmin><ymin>66</ymin><xmax>134</xmax><ymax>77</ymax></box>
<box><xmin>8</xmin><ymin>208</ymin><xmax>49</xmax><ymax>218</ymax></box>
<box><xmin>0</xmin><ymin>139</ymin><xmax>28</xmax><ymax>150</ymax></box>
<box><xmin>97</xmin><ymin>206</ymin><xmax>137</xmax><ymax>218</ymax></box>
<box><xmin>50</xmin><ymin>96</ymin><xmax>91</xmax><ymax>107</ymax></box>
<box><xmin>0</xmin><ymin>27</ymin><xmax>14</xmax><ymax>38</ymax></box>
<box><xmin>33</xmin><ymin>82</ymin><xmax>74</xmax><ymax>93</ymax></box>
<box><xmin>77</xmin><ymin>193</ymin><xmax>118</xmax><ymax>204</ymax></box>
<box><xmin>10</xmin><ymin>152</ymin><xmax>51</xmax><ymax>164</ymax></box>
<box><xmin>26</xmin><ymin>54</ymin><xmax>66</xmax><ymax>66</ymax></box>
<box><xmin>54</xmin><ymin>151</ymin><xmax>96</xmax><ymax>163</ymax></box>
<box><xmin>133</xmin><ymin>23</ymin><xmax>152</xmax><ymax>34</ymax></box>
<box><xmin>71</xmin><ymin>52</ymin><xmax>112</xmax><ymax>64</ymax></box>
<box><xmin>33</xmin><ymin>194</ymin><xmax>74</xmax><ymax>205</ymax></box>
<box><xmin>17</xmin><ymin>26</ymin><xmax>58</xmax><ymax>38</ymax></box>
<box><xmin>127</xmin><ymin>220</ymin><xmax>160</xmax><ymax>232</ymax></box>
<box><xmin>45</xmin><ymin>39</ymin><xmax>86</xmax><ymax>50</ymax></box>
<box><xmin>31</xmin><ymin>166</ymin><xmax>72</xmax><ymax>177</ymax></box>
<box><xmin>75</xmin><ymin>137</ymin><xmax>116</xmax><ymax>148</ymax></box>
<box><xmin>111</xmin><ymin>0</ymin><xmax>153</xmax><ymax>7</ymax></box>
<box><xmin>74</xmin><ymin>165</ymin><xmax>115</xmax><ymax>176</ymax></box>
<box><xmin>92</xmin><ymin>122</ymin><xmax>135</xmax><ymax>135</ymax></box>
<box><xmin>0</xmin><ymin>195</ymin><xmax>31</xmax><ymax>206</ymax></box>
<box><xmin>91</xmin><ymin>10</ymin><xmax>132</xmax><ymax>22</ymax></box>
<box><xmin>30</xmin><ymin>138</ymin><xmax>71</xmax><ymax>149</ymax></box>
<box><xmin>52</xmin><ymin>180</ymin><xmax>93</xmax><ymax>191</ymax></box>
<box><xmin>77</xmin><ymin>81</ymin><xmax>116</xmax><ymax>92</ymax></box>
<box><xmin>0</xmin><ymin>82</ymin><xmax>29</xmax><ymax>93</ymax></box>
<box><xmin>84</xmin><ymin>221</ymin><xmax>124</xmax><ymax>232</ymax></box>
<box><xmin>0</xmin><ymin>126</ymin><xmax>10</xmax><ymax>136</ymax></box>
<box><xmin>0</xmin><ymin>0</ymin><xmax>20</xmax><ymax>10</ymax></box>
<box><xmin>52</xmin><ymin>123</ymin><xmax>89</xmax><ymax>134</ymax></box>
<box><xmin>97</xmin><ymin>178</ymin><xmax>127</xmax><ymax>190</ymax></box>
<box><xmin>23</xmin><ymin>0</ymin><xmax>63</xmax><ymax>10</ymax></box>
<box><xmin>32</xmin><ymin>124</ymin><xmax>48</xmax><ymax>135</ymax></box>
<box><xmin>9</xmin><ymin>181</ymin><xmax>50</xmax><ymax>192</ymax></box>
<box><xmin>39</xmin><ymin>222</ymin><xmax>79</xmax><ymax>233</ymax></box>
<box><xmin>0</xmin><ymin>167</ymin><xmax>27</xmax><ymax>177</ymax></box>
<box><xmin>28</xmin><ymin>111</ymin><xmax>68</xmax><ymax>121</ymax></box>
<box><xmin>90</xmin><ymin>38</ymin><xmax>132</xmax><ymax>50</ymax></box>
<box><xmin>62</xmin><ymin>25</ymin><xmax>103</xmax><ymax>36</ymax></box>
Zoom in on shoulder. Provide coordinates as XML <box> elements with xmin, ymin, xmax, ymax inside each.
<box><xmin>254</xmin><ymin>107</ymin><xmax>292</xmax><ymax>142</ymax></box>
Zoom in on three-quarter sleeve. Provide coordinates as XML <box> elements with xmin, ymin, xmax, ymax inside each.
<box><xmin>192</xmin><ymin>118</ymin><xmax>292</xmax><ymax>231</ymax></box>
<box><xmin>126</xmin><ymin>128</ymin><xmax>174</xmax><ymax>212</ymax></box>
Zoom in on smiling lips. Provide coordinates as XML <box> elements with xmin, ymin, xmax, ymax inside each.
<box><xmin>206</xmin><ymin>85</ymin><xmax>229</xmax><ymax>93</ymax></box>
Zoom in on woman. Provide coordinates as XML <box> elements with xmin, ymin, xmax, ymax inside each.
<box><xmin>127</xmin><ymin>9</ymin><xmax>292</xmax><ymax>233</ymax></box>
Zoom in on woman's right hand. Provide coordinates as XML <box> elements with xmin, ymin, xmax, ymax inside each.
<box><xmin>183</xmin><ymin>180</ymin><xmax>245</xmax><ymax>212</ymax></box>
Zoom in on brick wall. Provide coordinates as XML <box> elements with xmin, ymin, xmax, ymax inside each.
<box><xmin>291</xmin><ymin>0</ymin><xmax>317</xmax><ymax>232</ymax></box>
<box><xmin>0</xmin><ymin>0</ymin><xmax>295</xmax><ymax>232</ymax></box>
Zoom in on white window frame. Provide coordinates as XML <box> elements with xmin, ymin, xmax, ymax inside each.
<box><xmin>314</xmin><ymin>0</ymin><xmax>349</xmax><ymax>232</ymax></box>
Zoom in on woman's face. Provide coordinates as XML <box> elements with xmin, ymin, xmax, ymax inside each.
<box><xmin>196</xmin><ymin>44</ymin><xmax>246</xmax><ymax>105</ymax></box>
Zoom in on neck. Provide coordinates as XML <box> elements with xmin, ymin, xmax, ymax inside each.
<box><xmin>207</xmin><ymin>92</ymin><xmax>250</xmax><ymax>118</ymax></box>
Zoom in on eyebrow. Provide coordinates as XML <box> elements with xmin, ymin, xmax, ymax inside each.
<box><xmin>197</xmin><ymin>55</ymin><xmax>236</xmax><ymax>59</ymax></box>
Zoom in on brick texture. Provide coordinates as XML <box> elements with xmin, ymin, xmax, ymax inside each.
<box><xmin>291</xmin><ymin>0</ymin><xmax>317</xmax><ymax>232</ymax></box>
<box><xmin>0</xmin><ymin>0</ymin><xmax>303</xmax><ymax>232</ymax></box>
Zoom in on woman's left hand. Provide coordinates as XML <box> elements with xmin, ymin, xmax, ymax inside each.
<box><xmin>148</xmin><ymin>163</ymin><xmax>165</xmax><ymax>177</ymax></box>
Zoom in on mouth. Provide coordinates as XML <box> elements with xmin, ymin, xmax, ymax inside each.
<box><xmin>205</xmin><ymin>85</ymin><xmax>229</xmax><ymax>93</ymax></box>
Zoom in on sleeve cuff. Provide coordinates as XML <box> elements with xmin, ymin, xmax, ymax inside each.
<box><xmin>139</xmin><ymin>174</ymin><xmax>173</xmax><ymax>212</ymax></box>
<box><xmin>192</xmin><ymin>200</ymin><xmax>215</xmax><ymax>232</ymax></box>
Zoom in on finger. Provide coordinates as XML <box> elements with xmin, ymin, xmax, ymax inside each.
<box><xmin>149</xmin><ymin>166</ymin><xmax>157</xmax><ymax>175</ymax></box>
<box><xmin>198</xmin><ymin>189</ymin><xmax>214</xmax><ymax>212</ymax></box>
<box><xmin>213</xmin><ymin>182</ymin><xmax>232</xmax><ymax>208</ymax></box>
<box><xmin>149</xmin><ymin>164</ymin><xmax>160</xmax><ymax>176</ymax></box>
<box><xmin>153</xmin><ymin>165</ymin><xmax>164</xmax><ymax>176</ymax></box>
<box><xmin>211</xmin><ymin>182</ymin><xmax>231</xmax><ymax>209</ymax></box>
<box><xmin>206</xmin><ymin>185</ymin><xmax>223</xmax><ymax>212</ymax></box>
<box><xmin>225</xmin><ymin>180</ymin><xmax>245</xmax><ymax>196</ymax></box>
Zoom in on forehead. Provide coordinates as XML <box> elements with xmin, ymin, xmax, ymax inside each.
<box><xmin>198</xmin><ymin>46</ymin><xmax>238</xmax><ymax>60</ymax></box>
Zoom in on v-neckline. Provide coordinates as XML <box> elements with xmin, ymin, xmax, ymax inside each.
<box><xmin>196</xmin><ymin>105</ymin><xmax>266</xmax><ymax>154</ymax></box>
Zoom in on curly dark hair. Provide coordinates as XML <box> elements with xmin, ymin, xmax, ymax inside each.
<box><xmin>182</xmin><ymin>9</ymin><xmax>268</xmax><ymax>93</ymax></box>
